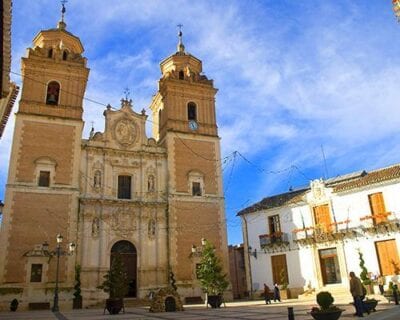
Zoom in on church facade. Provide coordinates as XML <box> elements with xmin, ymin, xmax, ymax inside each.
<box><xmin>0</xmin><ymin>12</ymin><xmax>229</xmax><ymax>309</ymax></box>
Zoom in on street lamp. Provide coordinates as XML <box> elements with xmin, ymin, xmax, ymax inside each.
<box><xmin>44</xmin><ymin>234</ymin><xmax>75</xmax><ymax>312</ymax></box>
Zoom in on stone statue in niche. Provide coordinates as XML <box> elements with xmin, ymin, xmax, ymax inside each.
<box><xmin>94</xmin><ymin>170</ymin><xmax>102</xmax><ymax>188</ymax></box>
<box><xmin>92</xmin><ymin>217</ymin><xmax>100</xmax><ymax>237</ymax></box>
<box><xmin>148</xmin><ymin>175</ymin><xmax>155</xmax><ymax>192</ymax></box>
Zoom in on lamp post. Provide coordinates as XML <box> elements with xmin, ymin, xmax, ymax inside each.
<box><xmin>45</xmin><ymin>234</ymin><xmax>75</xmax><ymax>312</ymax></box>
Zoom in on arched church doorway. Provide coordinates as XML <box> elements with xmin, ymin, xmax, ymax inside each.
<box><xmin>111</xmin><ymin>240</ymin><xmax>137</xmax><ymax>297</ymax></box>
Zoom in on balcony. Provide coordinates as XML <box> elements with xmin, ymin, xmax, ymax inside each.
<box><xmin>259</xmin><ymin>232</ymin><xmax>290</xmax><ymax>253</ymax></box>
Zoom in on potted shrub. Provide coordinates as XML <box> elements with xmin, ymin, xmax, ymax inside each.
<box><xmin>279</xmin><ymin>269</ymin><xmax>290</xmax><ymax>299</ymax></box>
<box><xmin>98</xmin><ymin>254</ymin><xmax>129</xmax><ymax>314</ymax></box>
<box><xmin>309</xmin><ymin>291</ymin><xmax>343</xmax><ymax>320</ymax></box>
<box><xmin>10</xmin><ymin>298</ymin><xmax>18</xmax><ymax>312</ymax></box>
<box><xmin>73</xmin><ymin>264</ymin><xmax>83</xmax><ymax>309</ymax></box>
<box><xmin>196</xmin><ymin>240</ymin><xmax>229</xmax><ymax>308</ymax></box>
<box><xmin>358</xmin><ymin>250</ymin><xmax>374</xmax><ymax>294</ymax></box>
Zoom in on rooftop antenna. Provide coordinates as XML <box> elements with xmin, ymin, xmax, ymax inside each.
<box><xmin>321</xmin><ymin>144</ymin><xmax>329</xmax><ymax>179</ymax></box>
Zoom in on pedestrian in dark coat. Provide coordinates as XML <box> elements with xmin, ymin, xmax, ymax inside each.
<box><xmin>264</xmin><ymin>283</ymin><xmax>271</xmax><ymax>304</ymax></box>
<box><xmin>273</xmin><ymin>283</ymin><xmax>281</xmax><ymax>302</ymax></box>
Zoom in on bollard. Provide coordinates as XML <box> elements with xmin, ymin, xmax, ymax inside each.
<box><xmin>287</xmin><ymin>306</ymin><xmax>295</xmax><ymax>320</ymax></box>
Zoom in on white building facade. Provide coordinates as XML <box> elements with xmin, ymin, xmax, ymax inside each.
<box><xmin>238</xmin><ymin>164</ymin><xmax>400</xmax><ymax>298</ymax></box>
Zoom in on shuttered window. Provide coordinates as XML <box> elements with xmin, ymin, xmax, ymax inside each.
<box><xmin>313</xmin><ymin>204</ymin><xmax>332</xmax><ymax>232</ymax></box>
<box><xmin>375</xmin><ymin>240</ymin><xmax>400</xmax><ymax>276</ymax></box>
<box><xmin>271</xmin><ymin>254</ymin><xmax>289</xmax><ymax>285</ymax></box>
<box><xmin>268</xmin><ymin>215</ymin><xmax>281</xmax><ymax>234</ymax></box>
<box><xmin>118</xmin><ymin>175</ymin><xmax>131</xmax><ymax>199</ymax></box>
<box><xmin>368</xmin><ymin>192</ymin><xmax>387</xmax><ymax>224</ymax></box>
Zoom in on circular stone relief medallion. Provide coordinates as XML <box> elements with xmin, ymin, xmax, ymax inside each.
<box><xmin>114</xmin><ymin>119</ymin><xmax>137</xmax><ymax>146</ymax></box>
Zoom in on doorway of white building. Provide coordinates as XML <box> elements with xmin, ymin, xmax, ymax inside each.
<box><xmin>319</xmin><ymin>248</ymin><xmax>342</xmax><ymax>285</ymax></box>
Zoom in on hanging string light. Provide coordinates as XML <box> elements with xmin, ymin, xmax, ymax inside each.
<box><xmin>393</xmin><ymin>0</ymin><xmax>400</xmax><ymax>21</ymax></box>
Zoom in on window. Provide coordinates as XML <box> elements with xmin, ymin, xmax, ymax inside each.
<box><xmin>48</xmin><ymin>48</ymin><xmax>53</xmax><ymax>58</ymax></box>
<box><xmin>118</xmin><ymin>175</ymin><xmax>131</xmax><ymax>199</ymax></box>
<box><xmin>30</xmin><ymin>264</ymin><xmax>43</xmax><ymax>282</ymax></box>
<box><xmin>192</xmin><ymin>182</ymin><xmax>202</xmax><ymax>196</ymax></box>
<box><xmin>38</xmin><ymin>171</ymin><xmax>50</xmax><ymax>187</ymax></box>
<box><xmin>46</xmin><ymin>81</ymin><xmax>60</xmax><ymax>105</ymax></box>
<box><xmin>375</xmin><ymin>239</ymin><xmax>400</xmax><ymax>276</ymax></box>
<box><xmin>179</xmin><ymin>70</ymin><xmax>184</xmax><ymax>80</ymax></box>
<box><xmin>368</xmin><ymin>192</ymin><xmax>387</xmax><ymax>224</ymax></box>
<box><xmin>268</xmin><ymin>215</ymin><xmax>281</xmax><ymax>234</ymax></box>
<box><xmin>187</xmin><ymin>102</ymin><xmax>197</xmax><ymax>121</ymax></box>
<box><xmin>313</xmin><ymin>204</ymin><xmax>332</xmax><ymax>233</ymax></box>
<box><xmin>62</xmin><ymin>51</ymin><xmax>68</xmax><ymax>60</ymax></box>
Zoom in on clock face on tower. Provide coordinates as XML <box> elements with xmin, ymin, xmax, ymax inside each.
<box><xmin>188</xmin><ymin>120</ymin><xmax>198</xmax><ymax>131</ymax></box>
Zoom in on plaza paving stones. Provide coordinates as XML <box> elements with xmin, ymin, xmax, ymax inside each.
<box><xmin>0</xmin><ymin>299</ymin><xmax>399</xmax><ymax>320</ymax></box>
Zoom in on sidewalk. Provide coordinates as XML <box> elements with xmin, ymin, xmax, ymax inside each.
<box><xmin>0</xmin><ymin>299</ymin><xmax>398</xmax><ymax>320</ymax></box>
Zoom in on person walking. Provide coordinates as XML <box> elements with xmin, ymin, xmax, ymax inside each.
<box><xmin>273</xmin><ymin>283</ymin><xmax>281</xmax><ymax>302</ymax></box>
<box><xmin>264</xmin><ymin>284</ymin><xmax>271</xmax><ymax>304</ymax></box>
<box><xmin>377</xmin><ymin>275</ymin><xmax>385</xmax><ymax>295</ymax></box>
<box><xmin>349</xmin><ymin>271</ymin><xmax>364</xmax><ymax>317</ymax></box>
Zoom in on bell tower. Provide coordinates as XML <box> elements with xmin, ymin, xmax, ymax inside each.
<box><xmin>150</xmin><ymin>29</ymin><xmax>230</xmax><ymax>297</ymax></box>
<box><xmin>0</xmin><ymin>3</ymin><xmax>89</xmax><ymax>296</ymax></box>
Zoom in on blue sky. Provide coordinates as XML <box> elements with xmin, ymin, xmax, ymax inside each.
<box><xmin>1</xmin><ymin>1</ymin><xmax>400</xmax><ymax>245</ymax></box>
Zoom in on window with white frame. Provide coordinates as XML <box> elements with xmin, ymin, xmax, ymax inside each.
<box><xmin>34</xmin><ymin>157</ymin><xmax>56</xmax><ymax>187</ymax></box>
<box><xmin>188</xmin><ymin>170</ymin><xmax>204</xmax><ymax>197</ymax></box>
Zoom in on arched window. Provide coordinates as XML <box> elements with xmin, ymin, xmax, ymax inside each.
<box><xmin>48</xmin><ymin>48</ymin><xmax>53</xmax><ymax>58</ymax></box>
<box><xmin>46</xmin><ymin>81</ymin><xmax>60</xmax><ymax>105</ymax></box>
<box><xmin>187</xmin><ymin>102</ymin><xmax>197</xmax><ymax>121</ymax></box>
<box><xmin>179</xmin><ymin>70</ymin><xmax>184</xmax><ymax>80</ymax></box>
<box><xmin>62</xmin><ymin>51</ymin><xmax>68</xmax><ymax>61</ymax></box>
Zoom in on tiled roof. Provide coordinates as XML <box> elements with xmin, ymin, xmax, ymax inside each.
<box><xmin>237</xmin><ymin>163</ymin><xmax>400</xmax><ymax>216</ymax></box>
<box><xmin>333</xmin><ymin>164</ymin><xmax>400</xmax><ymax>192</ymax></box>
<box><xmin>237</xmin><ymin>189</ymin><xmax>308</xmax><ymax>216</ymax></box>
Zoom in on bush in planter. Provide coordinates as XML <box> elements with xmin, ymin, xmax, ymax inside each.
<box><xmin>310</xmin><ymin>292</ymin><xmax>343</xmax><ymax>320</ymax></box>
<box><xmin>73</xmin><ymin>264</ymin><xmax>82</xmax><ymax>309</ymax></box>
<box><xmin>10</xmin><ymin>298</ymin><xmax>18</xmax><ymax>312</ymax></box>
<box><xmin>97</xmin><ymin>254</ymin><xmax>129</xmax><ymax>314</ymax></box>
<box><xmin>358</xmin><ymin>250</ymin><xmax>371</xmax><ymax>285</ymax></box>
<box><xmin>196</xmin><ymin>240</ymin><xmax>229</xmax><ymax>308</ymax></box>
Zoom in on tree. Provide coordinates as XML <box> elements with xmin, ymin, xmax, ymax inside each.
<box><xmin>98</xmin><ymin>254</ymin><xmax>129</xmax><ymax>299</ymax></box>
<box><xmin>358</xmin><ymin>250</ymin><xmax>372</xmax><ymax>285</ymax></box>
<box><xmin>196</xmin><ymin>240</ymin><xmax>229</xmax><ymax>295</ymax></box>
